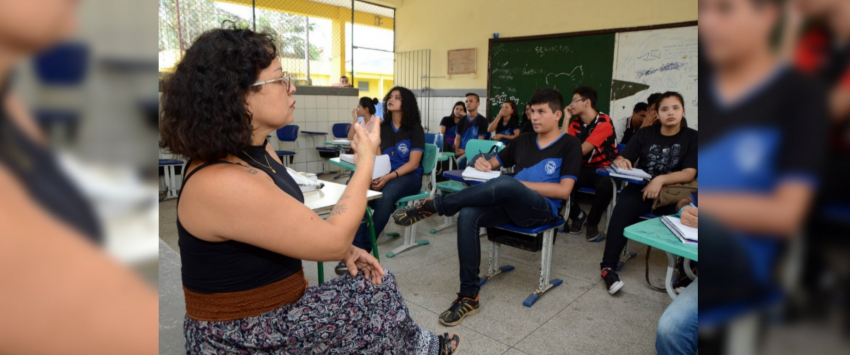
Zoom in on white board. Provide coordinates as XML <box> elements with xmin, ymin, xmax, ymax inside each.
<box><xmin>610</xmin><ymin>26</ymin><xmax>698</xmax><ymax>142</ymax></box>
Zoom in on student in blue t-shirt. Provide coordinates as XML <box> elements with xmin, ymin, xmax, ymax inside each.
<box><xmin>487</xmin><ymin>100</ymin><xmax>521</xmax><ymax>145</ymax></box>
<box><xmin>699</xmin><ymin>0</ymin><xmax>827</xmax><ymax>311</ymax></box>
<box><xmin>336</xmin><ymin>86</ymin><xmax>426</xmax><ymax>275</ymax></box>
<box><xmin>454</xmin><ymin>93</ymin><xmax>489</xmax><ymax>169</ymax></box>
<box><xmin>440</xmin><ymin>101</ymin><xmax>466</xmax><ymax>153</ymax></box>
<box><xmin>391</xmin><ymin>88</ymin><xmax>582</xmax><ymax>327</ymax></box>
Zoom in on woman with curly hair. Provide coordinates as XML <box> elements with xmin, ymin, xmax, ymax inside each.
<box><xmin>160</xmin><ymin>25</ymin><xmax>459</xmax><ymax>355</ymax></box>
<box><xmin>336</xmin><ymin>86</ymin><xmax>427</xmax><ymax>273</ymax></box>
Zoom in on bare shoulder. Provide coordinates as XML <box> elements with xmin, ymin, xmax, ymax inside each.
<box><xmin>177</xmin><ymin>161</ymin><xmax>280</xmax><ymax>240</ymax></box>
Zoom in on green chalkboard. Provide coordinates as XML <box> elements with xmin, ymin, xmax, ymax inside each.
<box><xmin>488</xmin><ymin>33</ymin><xmax>616</xmax><ymax>125</ymax></box>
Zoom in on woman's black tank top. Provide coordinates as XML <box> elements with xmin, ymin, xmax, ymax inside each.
<box><xmin>0</xmin><ymin>76</ymin><xmax>102</xmax><ymax>243</ymax></box>
<box><xmin>177</xmin><ymin>141</ymin><xmax>304</xmax><ymax>293</ymax></box>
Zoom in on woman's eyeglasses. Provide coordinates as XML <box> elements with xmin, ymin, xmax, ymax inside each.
<box><xmin>252</xmin><ymin>72</ymin><xmax>292</xmax><ymax>91</ymax></box>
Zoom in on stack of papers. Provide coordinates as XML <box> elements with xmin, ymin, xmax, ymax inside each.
<box><xmin>607</xmin><ymin>165</ymin><xmax>652</xmax><ymax>180</ymax></box>
<box><xmin>331</xmin><ymin>139</ymin><xmax>352</xmax><ymax>145</ymax></box>
<box><xmin>461</xmin><ymin>167</ymin><xmax>501</xmax><ymax>182</ymax></box>
<box><xmin>660</xmin><ymin>215</ymin><xmax>698</xmax><ymax>245</ymax></box>
<box><xmin>339</xmin><ymin>154</ymin><xmax>391</xmax><ymax>180</ymax></box>
<box><xmin>339</xmin><ymin>154</ymin><xmax>355</xmax><ymax>165</ymax></box>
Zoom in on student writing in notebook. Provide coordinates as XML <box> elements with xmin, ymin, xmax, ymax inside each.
<box><xmin>454</xmin><ymin>93</ymin><xmax>489</xmax><ymax>169</ymax></box>
<box><xmin>337</xmin><ymin>87</ymin><xmax>427</xmax><ymax>275</ymax></box>
<box><xmin>391</xmin><ymin>88</ymin><xmax>582</xmax><ymax>327</ymax></box>
<box><xmin>487</xmin><ymin>100</ymin><xmax>521</xmax><ymax>144</ymax></box>
<box><xmin>562</xmin><ymin>86</ymin><xmax>618</xmax><ymax>241</ymax></box>
<box><xmin>599</xmin><ymin>91</ymin><xmax>698</xmax><ymax>295</ymax></box>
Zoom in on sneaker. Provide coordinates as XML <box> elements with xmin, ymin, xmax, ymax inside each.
<box><xmin>438</xmin><ymin>295</ymin><xmax>480</xmax><ymax>326</ymax></box>
<box><xmin>585</xmin><ymin>224</ymin><xmax>601</xmax><ymax>242</ymax></box>
<box><xmin>569</xmin><ymin>210</ymin><xmax>587</xmax><ymax>234</ymax></box>
<box><xmin>392</xmin><ymin>200</ymin><xmax>436</xmax><ymax>226</ymax></box>
<box><xmin>334</xmin><ymin>262</ymin><xmax>347</xmax><ymax>276</ymax></box>
<box><xmin>601</xmin><ymin>268</ymin><xmax>624</xmax><ymax>295</ymax></box>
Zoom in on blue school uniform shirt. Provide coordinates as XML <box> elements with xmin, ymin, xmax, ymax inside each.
<box><xmin>495</xmin><ymin>133</ymin><xmax>583</xmax><ymax>216</ymax></box>
<box><xmin>380</xmin><ymin>121</ymin><xmax>426</xmax><ymax>177</ymax></box>
<box><xmin>700</xmin><ymin>65</ymin><xmax>828</xmax><ymax>284</ymax></box>
<box><xmin>456</xmin><ymin>113</ymin><xmax>489</xmax><ymax>150</ymax></box>
<box><xmin>495</xmin><ymin>117</ymin><xmax>520</xmax><ymax>144</ymax></box>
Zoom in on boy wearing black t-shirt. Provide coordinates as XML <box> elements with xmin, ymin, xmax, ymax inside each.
<box><xmin>392</xmin><ymin>88</ymin><xmax>582</xmax><ymax>326</ymax></box>
<box><xmin>454</xmin><ymin>93</ymin><xmax>489</xmax><ymax>169</ymax></box>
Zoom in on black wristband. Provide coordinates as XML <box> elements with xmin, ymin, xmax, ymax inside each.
<box><xmin>394</xmin><ymin>171</ymin><xmax>400</xmax><ymax>178</ymax></box>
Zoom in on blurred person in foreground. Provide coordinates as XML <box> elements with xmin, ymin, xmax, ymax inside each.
<box><xmin>0</xmin><ymin>0</ymin><xmax>157</xmax><ymax>354</ymax></box>
<box><xmin>781</xmin><ymin>0</ymin><xmax>850</xmax><ymax>334</ymax></box>
<box><xmin>159</xmin><ymin>26</ymin><xmax>459</xmax><ymax>354</ymax></box>
<box><xmin>699</xmin><ymin>0</ymin><xmax>828</xmax><ymax>344</ymax></box>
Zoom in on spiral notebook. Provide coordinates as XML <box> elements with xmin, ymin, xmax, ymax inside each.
<box><xmin>461</xmin><ymin>167</ymin><xmax>501</xmax><ymax>182</ymax></box>
<box><xmin>660</xmin><ymin>215</ymin><xmax>698</xmax><ymax>245</ymax></box>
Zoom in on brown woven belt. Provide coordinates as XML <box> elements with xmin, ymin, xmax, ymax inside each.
<box><xmin>183</xmin><ymin>268</ymin><xmax>306</xmax><ymax>321</ymax></box>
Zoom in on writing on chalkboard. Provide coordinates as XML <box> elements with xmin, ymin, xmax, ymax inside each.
<box><xmin>544</xmin><ymin>65</ymin><xmax>584</xmax><ymax>88</ymax></box>
<box><xmin>489</xmin><ymin>92</ymin><xmax>524</xmax><ymax>108</ymax></box>
<box><xmin>635</xmin><ymin>62</ymin><xmax>687</xmax><ymax>79</ymax></box>
<box><xmin>534</xmin><ymin>45</ymin><xmax>571</xmax><ymax>57</ymax></box>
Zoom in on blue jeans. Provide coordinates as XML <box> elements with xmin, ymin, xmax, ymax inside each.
<box><xmin>432</xmin><ymin>175</ymin><xmax>557</xmax><ymax>298</ymax></box>
<box><xmin>353</xmin><ymin>173</ymin><xmax>422</xmax><ymax>253</ymax></box>
<box><xmin>656</xmin><ymin>278</ymin><xmax>698</xmax><ymax>355</ymax></box>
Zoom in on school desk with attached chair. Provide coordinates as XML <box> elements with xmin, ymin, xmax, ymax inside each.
<box><xmin>442</xmin><ymin>170</ymin><xmax>568</xmax><ymax>307</ymax></box>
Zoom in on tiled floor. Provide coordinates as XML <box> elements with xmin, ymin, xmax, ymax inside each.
<box><xmin>158</xmin><ymin>175</ymin><xmax>674</xmax><ymax>355</ymax></box>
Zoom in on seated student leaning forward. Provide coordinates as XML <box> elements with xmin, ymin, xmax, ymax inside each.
<box><xmin>392</xmin><ymin>88</ymin><xmax>582</xmax><ymax>326</ymax></box>
<box><xmin>159</xmin><ymin>26</ymin><xmax>460</xmax><ymax>355</ymax></box>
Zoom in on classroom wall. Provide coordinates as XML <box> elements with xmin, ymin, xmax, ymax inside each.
<box><xmin>270</xmin><ymin>92</ymin><xmax>361</xmax><ymax>174</ymax></box>
<box><xmin>159</xmin><ymin>89</ymin><xmax>359</xmax><ymax>175</ymax></box>
<box><xmin>395</xmin><ymin>0</ymin><xmax>697</xmax><ymax>92</ymax></box>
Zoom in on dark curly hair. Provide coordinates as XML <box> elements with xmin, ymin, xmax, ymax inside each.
<box><xmin>382</xmin><ymin>86</ymin><xmax>422</xmax><ymax>131</ymax></box>
<box><xmin>159</xmin><ymin>24</ymin><xmax>278</xmax><ymax>162</ymax></box>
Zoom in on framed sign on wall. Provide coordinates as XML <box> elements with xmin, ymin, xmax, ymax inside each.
<box><xmin>448</xmin><ymin>48</ymin><xmax>476</xmax><ymax>75</ymax></box>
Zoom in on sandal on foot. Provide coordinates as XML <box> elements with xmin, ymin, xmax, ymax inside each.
<box><xmin>438</xmin><ymin>332</ymin><xmax>461</xmax><ymax>355</ymax></box>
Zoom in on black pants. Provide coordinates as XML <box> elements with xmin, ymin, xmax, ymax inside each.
<box><xmin>601</xmin><ymin>183</ymin><xmax>677</xmax><ymax>270</ymax></box>
<box><xmin>568</xmin><ymin>165</ymin><xmax>614</xmax><ymax>227</ymax></box>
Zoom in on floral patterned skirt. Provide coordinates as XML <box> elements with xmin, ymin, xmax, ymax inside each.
<box><xmin>184</xmin><ymin>270</ymin><xmax>440</xmax><ymax>355</ymax></box>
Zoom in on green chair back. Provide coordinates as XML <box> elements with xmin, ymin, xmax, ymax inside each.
<box><xmin>422</xmin><ymin>143</ymin><xmax>438</xmax><ymax>175</ymax></box>
<box><xmin>465</xmin><ymin>139</ymin><xmax>505</xmax><ymax>160</ymax></box>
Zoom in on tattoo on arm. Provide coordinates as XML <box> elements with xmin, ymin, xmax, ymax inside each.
<box><xmin>329</xmin><ymin>203</ymin><xmax>348</xmax><ymax>217</ymax></box>
<box><xmin>246</xmin><ymin>169</ymin><xmax>258</xmax><ymax>175</ymax></box>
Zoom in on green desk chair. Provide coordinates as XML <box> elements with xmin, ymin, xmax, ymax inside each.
<box><xmin>385</xmin><ymin>143</ymin><xmax>439</xmax><ymax>258</ymax></box>
<box><xmin>430</xmin><ymin>139</ymin><xmax>505</xmax><ymax>234</ymax></box>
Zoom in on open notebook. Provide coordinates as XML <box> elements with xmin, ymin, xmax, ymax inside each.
<box><xmin>608</xmin><ymin>165</ymin><xmax>652</xmax><ymax>180</ymax></box>
<box><xmin>661</xmin><ymin>215</ymin><xmax>698</xmax><ymax>245</ymax></box>
<box><xmin>339</xmin><ymin>154</ymin><xmax>391</xmax><ymax>180</ymax></box>
<box><xmin>461</xmin><ymin>167</ymin><xmax>501</xmax><ymax>182</ymax></box>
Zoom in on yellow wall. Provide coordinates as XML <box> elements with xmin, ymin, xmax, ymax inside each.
<box><xmin>395</xmin><ymin>0</ymin><xmax>697</xmax><ymax>89</ymax></box>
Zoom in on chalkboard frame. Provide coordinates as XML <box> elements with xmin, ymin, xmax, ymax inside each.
<box><xmin>486</xmin><ymin>20</ymin><xmax>698</xmax><ymax>118</ymax></box>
